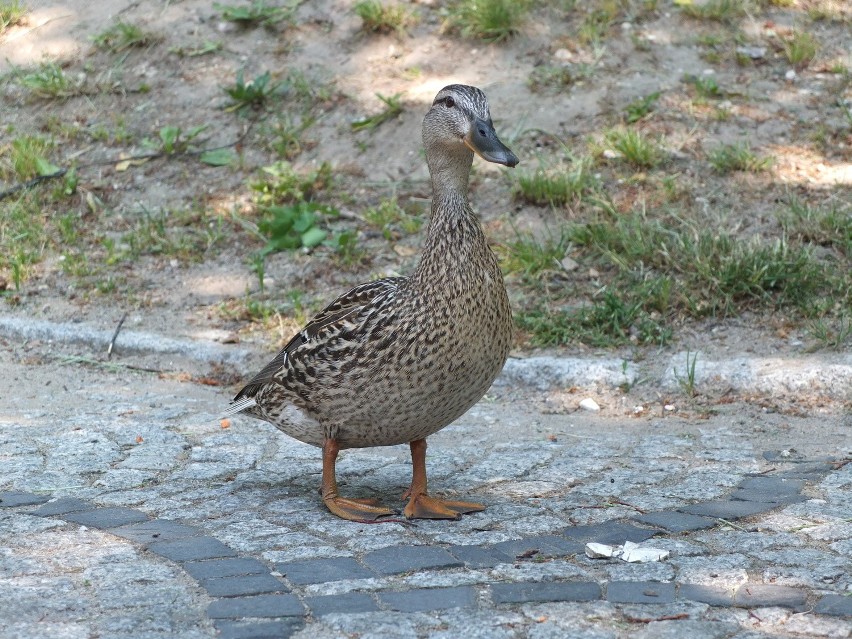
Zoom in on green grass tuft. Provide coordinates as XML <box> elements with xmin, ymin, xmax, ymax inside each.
<box><xmin>782</xmin><ymin>30</ymin><xmax>819</xmax><ymax>68</ymax></box>
<box><xmin>0</xmin><ymin>0</ymin><xmax>26</xmax><ymax>33</ymax></box>
<box><xmin>354</xmin><ymin>1</ymin><xmax>415</xmax><ymax>35</ymax></box>
<box><xmin>604</xmin><ymin>128</ymin><xmax>662</xmax><ymax>169</ymax></box>
<box><xmin>447</xmin><ymin>0</ymin><xmax>528</xmax><ymax>43</ymax></box>
<box><xmin>707</xmin><ymin>142</ymin><xmax>773</xmax><ymax>173</ymax></box>
<box><xmin>513</xmin><ymin>156</ymin><xmax>598</xmax><ymax>207</ymax></box>
<box><xmin>92</xmin><ymin>21</ymin><xmax>158</xmax><ymax>52</ymax></box>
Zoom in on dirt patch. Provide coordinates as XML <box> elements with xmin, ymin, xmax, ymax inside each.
<box><xmin>1</xmin><ymin>0</ymin><xmax>850</xmax><ymax>411</ymax></box>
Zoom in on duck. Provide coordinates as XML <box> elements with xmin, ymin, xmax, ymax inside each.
<box><xmin>225</xmin><ymin>84</ymin><xmax>519</xmax><ymax>521</ymax></box>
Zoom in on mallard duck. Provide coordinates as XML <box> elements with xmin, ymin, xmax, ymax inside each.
<box><xmin>226</xmin><ymin>84</ymin><xmax>518</xmax><ymax>521</ymax></box>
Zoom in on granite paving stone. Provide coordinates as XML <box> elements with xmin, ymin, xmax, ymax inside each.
<box><xmin>678</xmin><ymin>500</ymin><xmax>776</xmax><ymax>520</ymax></box>
<box><xmin>30</xmin><ymin>496</ymin><xmax>92</xmax><ymax>516</ymax></box>
<box><xmin>377</xmin><ymin>586</ymin><xmax>477</xmax><ymax>612</ymax></box>
<box><xmin>490</xmin><ymin>581</ymin><xmax>602</xmax><ymax>604</ymax></box>
<box><xmin>148</xmin><ymin>536</ymin><xmax>238</xmax><ymax>562</ymax></box>
<box><xmin>207</xmin><ymin>594</ymin><xmax>306</xmax><ymax>618</ymax></box>
<box><xmin>213</xmin><ymin>620</ymin><xmax>306</xmax><ymax>639</ymax></box>
<box><xmin>814</xmin><ymin>594</ymin><xmax>852</xmax><ymax>617</ymax></box>
<box><xmin>305</xmin><ymin>592</ymin><xmax>381</xmax><ymax>616</ymax></box>
<box><xmin>62</xmin><ymin>506</ymin><xmax>149</xmax><ymax>528</ymax></box>
<box><xmin>729</xmin><ymin>489</ymin><xmax>806</xmax><ymax>504</ymax></box>
<box><xmin>448</xmin><ymin>544</ymin><xmax>509</xmax><ymax>569</ymax></box>
<box><xmin>489</xmin><ymin>535</ymin><xmax>584</xmax><ymax>560</ymax></box>
<box><xmin>732</xmin><ymin>584</ymin><xmax>808</xmax><ymax>610</ymax></box>
<box><xmin>108</xmin><ymin>519</ymin><xmax>201</xmax><ymax>544</ymax></box>
<box><xmin>678</xmin><ymin>583</ymin><xmax>735</xmax><ymax>607</ymax></box>
<box><xmin>182</xmin><ymin>557</ymin><xmax>271</xmax><ymax>580</ymax></box>
<box><xmin>737</xmin><ymin>477</ymin><xmax>805</xmax><ymax>494</ymax></box>
<box><xmin>277</xmin><ymin>557</ymin><xmax>375</xmax><ymax>585</ymax></box>
<box><xmin>200</xmin><ymin>573</ymin><xmax>288</xmax><ymax>597</ymax></box>
<box><xmin>2</xmin><ymin>342</ymin><xmax>850</xmax><ymax>639</ymax></box>
<box><xmin>632</xmin><ymin>511</ymin><xmax>717</xmax><ymax>533</ymax></box>
<box><xmin>362</xmin><ymin>545</ymin><xmax>463</xmax><ymax>575</ymax></box>
<box><xmin>562</xmin><ymin>521</ymin><xmax>662</xmax><ymax>544</ymax></box>
<box><xmin>0</xmin><ymin>491</ymin><xmax>53</xmax><ymax>508</ymax></box>
<box><xmin>607</xmin><ymin>581</ymin><xmax>676</xmax><ymax>604</ymax></box>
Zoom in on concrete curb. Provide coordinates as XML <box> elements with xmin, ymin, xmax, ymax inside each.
<box><xmin>2</xmin><ymin>315</ymin><xmax>851</xmax><ymax>399</ymax></box>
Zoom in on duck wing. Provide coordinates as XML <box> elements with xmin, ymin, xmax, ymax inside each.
<box><xmin>230</xmin><ymin>276</ymin><xmax>406</xmax><ymax>406</ymax></box>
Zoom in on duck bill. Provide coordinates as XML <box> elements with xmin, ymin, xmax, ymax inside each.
<box><xmin>464</xmin><ymin>117</ymin><xmax>519</xmax><ymax>168</ymax></box>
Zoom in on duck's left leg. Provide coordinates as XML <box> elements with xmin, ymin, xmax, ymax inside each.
<box><xmin>403</xmin><ymin>438</ymin><xmax>485</xmax><ymax>519</ymax></box>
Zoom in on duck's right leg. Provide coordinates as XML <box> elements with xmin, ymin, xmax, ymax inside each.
<box><xmin>321</xmin><ymin>438</ymin><xmax>397</xmax><ymax>521</ymax></box>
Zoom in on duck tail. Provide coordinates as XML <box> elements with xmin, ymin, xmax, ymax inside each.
<box><xmin>221</xmin><ymin>396</ymin><xmax>257</xmax><ymax>418</ymax></box>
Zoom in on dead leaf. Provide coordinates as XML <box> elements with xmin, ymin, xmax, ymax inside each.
<box><xmin>220</xmin><ymin>419</ymin><xmax>231</xmax><ymax>429</ymax></box>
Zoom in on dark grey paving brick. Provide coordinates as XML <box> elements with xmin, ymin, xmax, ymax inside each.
<box><xmin>491</xmin><ymin>581</ymin><xmax>601</xmax><ymax>604</ymax></box>
<box><xmin>729</xmin><ymin>489</ymin><xmax>805</xmax><ymax>504</ymax></box>
<box><xmin>448</xmin><ymin>544</ymin><xmax>508</xmax><ymax>569</ymax></box>
<box><xmin>607</xmin><ymin>581</ymin><xmax>676</xmax><ymax>604</ymax></box>
<box><xmin>0</xmin><ymin>491</ymin><xmax>52</xmax><ymax>508</ymax></box>
<box><xmin>491</xmin><ymin>535</ymin><xmax>583</xmax><ymax>560</ymax></box>
<box><xmin>362</xmin><ymin>545</ymin><xmax>462</xmax><ymax>576</ymax></box>
<box><xmin>108</xmin><ymin>519</ymin><xmax>200</xmax><ymax>545</ymax></box>
<box><xmin>562</xmin><ymin>521</ymin><xmax>662</xmax><ymax>544</ymax></box>
<box><xmin>213</xmin><ymin>620</ymin><xmax>305</xmax><ymax>639</ymax></box>
<box><xmin>633</xmin><ymin>511</ymin><xmax>717</xmax><ymax>533</ymax></box>
<box><xmin>207</xmin><ymin>594</ymin><xmax>305</xmax><ymax>619</ymax></box>
<box><xmin>733</xmin><ymin>584</ymin><xmax>807</xmax><ymax>611</ymax></box>
<box><xmin>305</xmin><ymin>592</ymin><xmax>380</xmax><ymax>616</ymax></box>
<box><xmin>31</xmin><ymin>497</ymin><xmax>91</xmax><ymax>516</ymax></box>
<box><xmin>774</xmin><ymin>461</ymin><xmax>836</xmax><ymax>479</ymax></box>
<box><xmin>738</xmin><ymin>477</ymin><xmax>805</xmax><ymax>494</ymax></box>
<box><xmin>815</xmin><ymin>594</ymin><xmax>852</xmax><ymax>617</ymax></box>
<box><xmin>378</xmin><ymin>586</ymin><xmax>476</xmax><ymax>612</ymax></box>
<box><xmin>183</xmin><ymin>557</ymin><xmax>270</xmax><ymax>580</ymax></box>
<box><xmin>201</xmin><ymin>574</ymin><xmax>288</xmax><ymax>597</ymax></box>
<box><xmin>277</xmin><ymin>557</ymin><xmax>375</xmax><ymax>585</ymax></box>
<box><xmin>148</xmin><ymin>536</ymin><xmax>237</xmax><ymax>562</ymax></box>
<box><xmin>678</xmin><ymin>500</ymin><xmax>776</xmax><ymax>520</ymax></box>
<box><xmin>678</xmin><ymin>583</ymin><xmax>734</xmax><ymax>607</ymax></box>
<box><xmin>63</xmin><ymin>507</ymin><xmax>148</xmax><ymax>529</ymax></box>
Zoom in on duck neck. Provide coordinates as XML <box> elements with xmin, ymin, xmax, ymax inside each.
<box><xmin>414</xmin><ymin>150</ymin><xmax>491</xmax><ymax>287</ymax></box>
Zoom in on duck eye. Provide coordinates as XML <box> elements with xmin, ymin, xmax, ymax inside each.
<box><xmin>444</xmin><ymin>96</ymin><xmax>455</xmax><ymax>108</ymax></box>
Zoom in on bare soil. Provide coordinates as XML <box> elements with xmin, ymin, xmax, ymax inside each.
<box><xmin>1</xmin><ymin>0</ymin><xmax>850</xmax><ymax>411</ymax></box>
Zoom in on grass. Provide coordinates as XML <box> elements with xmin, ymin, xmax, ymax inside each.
<box><xmin>3</xmin><ymin>135</ymin><xmax>57</xmax><ymax>180</ymax></box>
<box><xmin>363</xmin><ymin>197</ymin><xmax>422</xmax><ymax>240</ymax></box>
<box><xmin>0</xmin><ymin>0</ymin><xmax>26</xmax><ymax>33</ymax></box>
<box><xmin>500</xmin><ymin>229</ymin><xmax>573</xmax><ymax>284</ymax></box>
<box><xmin>780</xmin><ymin>199</ymin><xmax>852</xmax><ymax>257</ymax></box>
<box><xmin>603</xmin><ymin>128</ymin><xmax>661</xmax><ymax>169</ymax></box>
<box><xmin>684</xmin><ymin>74</ymin><xmax>721</xmax><ymax>100</ymax></box>
<box><xmin>355</xmin><ymin>1</ymin><xmax>414</xmax><ymax>35</ymax></box>
<box><xmin>18</xmin><ymin>61</ymin><xmax>79</xmax><ymax>99</ymax></box>
<box><xmin>447</xmin><ymin>0</ymin><xmax>528</xmax><ymax>43</ymax></box>
<box><xmin>214</xmin><ymin>0</ymin><xmax>293</xmax><ymax>28</ymax></box>
<box><xmin>351</xmin><ymin>93</ymin><xmax>403</xmax><ymax>131</ymax></box>
<box><xmin>512</xmin><ymin>204</ymin><xmax>850</xmax><ymax>347</ymax></box>
<box><xmin>516</xmin><ymin>277</ymin><xmax>673</xmax><ymax>348</ymax></box>
<box><xmin>625</xmin><ymin>92</ymin><xmax>661</xmax><ymax>123</ymax></box>
<box><xmin>674</xmin><ymin>349</ymin><xmax>699</xmax><ymax>396</ymax></box>
<box><xmin>707</xmin><ymin>142</ymin><xmax>773</xmax><ymax>173</ymax></box>
<box><xmin>528</xmin><ymin>65</ymin><xmax>580</xmax><ymax>94</ymax></box>
<box><xmin>251</xmin><ymin>161</ymin><xmax>333</xmax><ymax>207</ymax></box>
<box><xmin>224</xmin><ymin>70</ymin><xmax>279</xmax><ymax>113</ymax></box>
<box><xmin>513</xmin><ymin>156</ymin><xmax>598</xmax><ymax>207</ymax></box>
<box><xmin>782</xmin><ymin>30</ymin><xmax>819</xmax><ymax>68</ymax></box>
<box><xmin>677</xmin><ymin>0</ymin><xmax>749</xmax><ymax>22</ymax></box>
<box><xmin>92</xmin><ymin>21</ymin><xmax>158</xmax><ymax>52</ymax></box>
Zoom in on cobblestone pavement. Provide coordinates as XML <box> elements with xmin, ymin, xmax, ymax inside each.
<box><xmin>1</xmin><ymin>342</ymin><xmax>851</xmax><ymax>639</ymax></box>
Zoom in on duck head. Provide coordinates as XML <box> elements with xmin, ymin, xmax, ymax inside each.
<box><xmin>422</xmin><ymin>84</ymin><xmax>519</xmax><ymax>173</ymax></box>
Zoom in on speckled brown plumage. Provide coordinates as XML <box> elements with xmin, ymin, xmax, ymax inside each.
<box><xmin>227</xmin><ymin>85</ymin><xmax>518</xmax><ymax>520</ymax></box>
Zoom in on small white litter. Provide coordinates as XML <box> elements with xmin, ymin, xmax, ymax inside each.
<box><xmin>584</xmin><ymin>540</ymin><xmax>670</xmax><ymax>563</ymax></box>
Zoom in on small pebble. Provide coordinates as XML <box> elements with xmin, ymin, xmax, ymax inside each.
<box><xmin>785</xmin><ymin>69</ymin><xmax>797</xmax><ymax>81</ymax></box>
<box><xmin>579</xmin><ymin>398</ymin><xmax>600</xmax><ymax>412</ymax></box>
